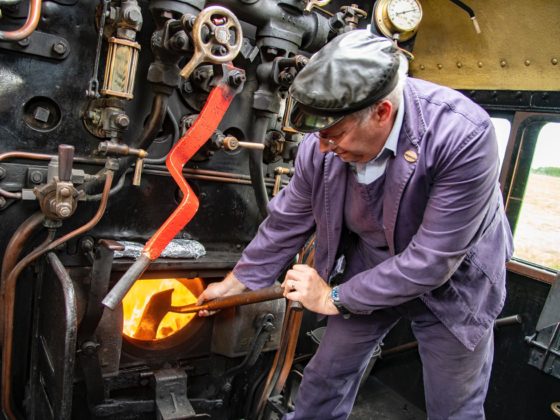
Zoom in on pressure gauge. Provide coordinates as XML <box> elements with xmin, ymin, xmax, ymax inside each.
<box><xmin>374</xmin><ymin>0</ymin><xmax>423</xmax><ymax>42</ymax></box>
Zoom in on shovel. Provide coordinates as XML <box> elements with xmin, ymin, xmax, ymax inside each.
<box><xmin>134</xmin><ymin>285</ymin><xmax>285</xmax><ymax>340</ymax></box>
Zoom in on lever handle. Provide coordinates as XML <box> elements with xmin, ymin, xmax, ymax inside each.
<box><xmin>102</xmin><ymin>253</ymin><xmax>151</xmax><ymax>310</ymax></box>
<box><xmin>171</xmin><ymin>285</ymin><xmax>285</xmax><ymax>314</ymax></box>
<box><xmin>133</xmin><ymin>157</ymin><xmax>144</xmax><ymax>186</ymax></box>
<box><xmin>58</xmin><ymin>144</ymin><xmax>74</xmax><ymax>182</ymax></box>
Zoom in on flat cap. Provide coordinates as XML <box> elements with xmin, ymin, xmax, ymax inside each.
<box><xmin>289</xmin><ymin>30</ymin><xmax>400</xmax><ymax>132</ymax></box>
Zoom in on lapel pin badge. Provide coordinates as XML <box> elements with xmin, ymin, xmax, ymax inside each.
<box><xmin>404</xmin><ymin>150</ymin><xmax>418</xmax><ymax>163</ymax></box>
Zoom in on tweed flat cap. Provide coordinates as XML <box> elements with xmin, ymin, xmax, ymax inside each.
<box><xmin>289</xmin><ymin>30</ymin><xmax>400</xmax><ymax>132</ymax></box>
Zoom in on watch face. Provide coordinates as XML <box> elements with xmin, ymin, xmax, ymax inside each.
<box><xmin>331</xmin><ymin>286</ymin><xmax>341</xmax><ymax>302</ymax></box>
<box><xmin>387</xmin><ymin>0</ymin><xmax>423</xmax><ymax>32</ymax></box>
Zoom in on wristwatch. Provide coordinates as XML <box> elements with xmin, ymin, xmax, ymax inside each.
<box><xmin>330</xmin><ymin>286</ymin><xmax>351</xmax><ymax>319</ymax></box>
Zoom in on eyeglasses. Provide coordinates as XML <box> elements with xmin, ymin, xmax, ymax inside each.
<box><xmin>318</xmin><ymin>116</ymin><xmax>358</xmax><ymax>149</ymax></box>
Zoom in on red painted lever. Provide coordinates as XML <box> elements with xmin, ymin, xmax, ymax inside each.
<box><xmin>103</xmin><ymin>65</ymin><xmax>245</xmax><ymax>310</ymax></box>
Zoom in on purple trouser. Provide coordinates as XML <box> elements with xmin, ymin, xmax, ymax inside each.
<box><xmin>285</xmin><ymin>299</ymin><xmax>494</xmax><ymax>420</ymax></box>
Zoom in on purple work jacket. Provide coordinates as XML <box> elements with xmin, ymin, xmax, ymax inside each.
<box><xmin>234</xmin><ymin>78</ymin><xmax>514</xmax><ymax>351</ymax></box>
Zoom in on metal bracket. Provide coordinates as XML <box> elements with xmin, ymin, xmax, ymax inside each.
<box><xmin>154</xmin><ymin>368</ymin><xmax>208</xmax><ymax>420</ymax></box>
<box><xmin>0</xmin><ymin>30</ymin><xmax>70</xmax><ymax>60</ymax></box>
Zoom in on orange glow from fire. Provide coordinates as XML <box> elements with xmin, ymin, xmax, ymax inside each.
<box><xmin>122</xmin><ymin>278</ymin><xmax>201</xmax><ymax>340</ymax></box>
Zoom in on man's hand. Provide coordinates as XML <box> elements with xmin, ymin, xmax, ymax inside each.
<box><xmin>282</xmin><ymin>264</ymin><xmax>339</xmax><ymax>315</ymax></box>
<box><xmin>197</xmin><ymin>272</ymin><xmax>247</xmax><ymax>317</ymax></box>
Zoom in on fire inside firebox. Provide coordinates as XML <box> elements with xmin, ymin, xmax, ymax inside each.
<box><xmin>122</xmin><ymin>278</ymin><xmax>205</xmax><ymax>340</ymax></box>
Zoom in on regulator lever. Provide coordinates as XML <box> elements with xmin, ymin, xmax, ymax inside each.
<box><xmin>102</xmin><ymin>64</ymin><xmax>246</xmax><ymax>310</ymax></box>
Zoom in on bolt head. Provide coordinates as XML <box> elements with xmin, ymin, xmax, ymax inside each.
<box><xmin>124</xmin><ymin>8</ymin><xmax>142</xmax><ymax>25</ymax></box>
<box><xmin>228</xmin><ymin>71</ymin><xmax>245</xmax><ymax>87</ymax></box>
<box><xmin>30</xmin><ymin>171</ymin><xmax>43</xmax><ymax>184</ymax></box>
<box><xmin>114</xmin><ymin>114</ymin><xmax>130</xmax><ymax>129</ymax></box>
<box><xmin>34</xmin><ymin>106</ymin><xmax>51</xmax><ymax>123</ymax></box>
<box><xmin>56</xmin><ymin>203</ymin><xmax>72</xmax><ymax>218</ymax></box>
<box><xmin>52</xmin><ymin>42</ymin><xmax>67</xmax><ymax>55</ymax></box>
<box><xmin>59</xmin><ymin>187</ymin><xmax>71</xmax><ymax>198</ymax></box>
<box><xmin>0</xmin><ymin>197</ymin><xmax>6</xmax><ymax>208</ymax></box>
<box><xmin>81</xmin><ymin>237</ymin><xmax>94</xmax><ymax>251</ymax></box>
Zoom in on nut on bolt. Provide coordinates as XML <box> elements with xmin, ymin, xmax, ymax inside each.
<box><xmin>18</xmin><ymin>38</ymin><xmax>30</xmax><ymax>48</ymax></box>
<box><xmin>228</xmin><ymin>70</ymin><xmax>246</xmax><ymax>87</ymax></box>
<box><xmin>52</xmin><ymin>42</ymin><xmax>67</xmax><ymax>55</ymax></box>
<box><xmin>30</xmin><ymin>170</ymin><xmax>43</xmax><ymax>184</ymax></box>
<box><xmin>55</xmin><ymin>202</ymin><xmax>73</xmax><ymax>218</ymax></box>
<box><xmin>114</xmin><ymin>114</ymin><xmax>130</xmax><ymax>130</ymax></box>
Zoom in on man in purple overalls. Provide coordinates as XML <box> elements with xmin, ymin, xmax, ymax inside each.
<box><xmin>199</xmin><ymin>30</ymin><xmax>513</xmax><ymax>419</ymax></box>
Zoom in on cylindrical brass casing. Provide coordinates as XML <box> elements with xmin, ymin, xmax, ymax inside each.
<box><xmin>101</xmin><ymin>37</ymin><xmax>141</xmax><ymax>100</ymax></box>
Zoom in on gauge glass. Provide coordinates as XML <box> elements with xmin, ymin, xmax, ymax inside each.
<box><xmin>387</xmin><ymin>0</ymin><xmax>422</xmax><ymax>32</ymax></box>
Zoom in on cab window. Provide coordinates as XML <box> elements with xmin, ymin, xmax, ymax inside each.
<box><xmin>504</xmin><ymin>118</ymin><xmax>560</xmax><ymax>273</ymax></box>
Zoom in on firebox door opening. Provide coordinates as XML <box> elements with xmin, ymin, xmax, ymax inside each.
<box><xmin>122</xmin><ymin>277</ymin><xmax>205</xmax><ymax>341</ymax></box>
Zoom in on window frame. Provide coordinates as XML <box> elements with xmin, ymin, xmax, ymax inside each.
<box><xmin>499</xmin><ymin>111</ymin><xmax>560</xmax><ymax>284</ymax></box>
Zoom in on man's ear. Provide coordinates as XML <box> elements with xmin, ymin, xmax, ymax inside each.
<box><xmin>374</xmin><ymin>100</ymin><xmax>393</xmax><ymax>125</ymax></box>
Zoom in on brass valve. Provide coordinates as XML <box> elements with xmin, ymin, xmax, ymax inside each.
<box><xmin>221</xmin><ymin>135</ymin><xmax>265</xmax><ymax>152</ymax></box>
<box><xmin>98</xmin><ymin>141</ymin><xmax>148</xmax><ymax>186</ymax></box>
<box><xmin>34</xmin><ymin>144</ymin><xmax>80</xmax><ymax>220</ymax></box>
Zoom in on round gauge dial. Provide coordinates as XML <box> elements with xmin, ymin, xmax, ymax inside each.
<box><xmin>387</xmin><ymin>0</ymin><xmax>422</xmax><ymax>32</ymax></box>
<box><xmin>374</xmin><ymin>0</ymin><xmax>423</xmax><ymax>42</ymax></box>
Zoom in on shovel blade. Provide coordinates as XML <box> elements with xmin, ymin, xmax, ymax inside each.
<box><xmin>134</xmin><ymin>289</ymin><xmax>174</xmax><ymax>340</ymax></box>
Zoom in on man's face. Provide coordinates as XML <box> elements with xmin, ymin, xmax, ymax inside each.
<box><xmin>317</xmin><ymin>101</ymin><xmax>394</xmax><ymax>163</ymax></box>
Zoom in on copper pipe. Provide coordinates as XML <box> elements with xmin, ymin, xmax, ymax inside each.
<box><xmin>145</xmin><ymin>165</ymin><xmax>254</xmax><ymax>181</ymax></box>
<box><xmin>1</xmin><ymin>229</ymin><xmax>55</xmax><ymax>420</ymax></box>
<box><xmin>253</xmin><ymin>241</ymin><xmax>313</xmax><ymax>418</ymax></box>
<box><xmin>271</xmin><ymin>308</ymin><xmax>303</xmax><ymax>395</ymax></box>
<box><xmin>0</xmin><ymin>211</ymin><xmax>45</xmax><ymax>351</ymax></box>
<box><xmin>1</xmin><ymin>171</ymin><xmax>114</xmax><ymax>419</ymax></box>
<box><xmin>0</xmin><ymin>0</ymin><xmax>42</xmax><ymax>41</ymax></box>
<box><xmin>183</xmin><ymin>173</ymin><xmax>252</xmax><ymax>185</ymax></box>
<box><xmin>1</xmin><ymin>212</ymin><xmax>44</xmax><ymax>288</ymax></box>
<box><xmin>255</xmin><ymin>301</ymin><xmax>303</xmax><ymax>419</ymax></box>
<box><xmin>0</xmin><ymin>150</ymin><xmax>106</xmax><ymax>165</ymax></box>
<box><xmin>144</xmin><ymin>167</ymin><xmax>282</xmax><ymax>187</ymax></box>
<box><xmin>184</xmin><ymin>167</ymin><xmax>253</xmax><ymax>181</ymax></box>
<box><xmin>0</xmin><ymin>188</ymin><xmax>21</xmax><ymax>199</ymax></box>
<box><xmin>0</xmin><ymin>151</ymin><xmax>52</xmax><ymax>162</ymax></box>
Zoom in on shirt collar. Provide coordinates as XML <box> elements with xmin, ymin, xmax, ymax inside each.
<box><xmin>349</xmin><ymin>94</ymin><xmax>405</xmax><ymax>173</ymax></box>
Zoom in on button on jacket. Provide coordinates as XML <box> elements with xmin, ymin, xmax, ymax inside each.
<box><xmin>233</xmin><ymin>78</ymin><xmax>514</xmax><ymax>351</ymax></box>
